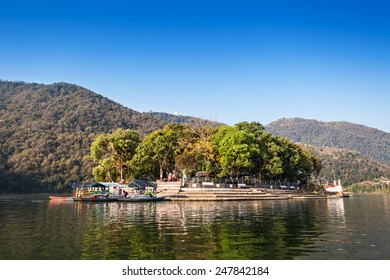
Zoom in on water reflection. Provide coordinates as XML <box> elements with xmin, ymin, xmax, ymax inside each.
<box><xmin>75</xmin><ymin>200</ymin><xmax>327</xmax><ymax>260</ymax></box>
<box><xmin>1</xmin><ymin>195</ymin><xmax>390</xmax><ymax>260</ymax></box>
<box><xmin>326</xmin><ymin>198</ymin><xmax>346</xmax><ymax>222</ymax></box>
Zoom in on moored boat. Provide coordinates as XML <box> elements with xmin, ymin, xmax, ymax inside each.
<box><xmin>324</xmin><ymin>179</ymin><xmax>343</xmax><ymax>194</ymax></box>
<box><xmin>70</xmin><ymin>180</ymin><xmax>163</xmax><ymax>202</ymax></box>
<box><xmin>323</xmin><ymin>179</ymin><xmax>351</xmax><ymax>198</ymax></box>
<box><xmin>117</xmin><ymin>179</ymin><xmax>165</xmax><ymax>202</ymax></box>
<box><xmin>72</xmin><ymin>182</ymin><xmax>123</xmax><ymax>202</ymax></box>
<box><xmin>81</xmin><ymin>196</ymin><xmax>118</xmax><ymax>202</ymax></box>
<box><xmin>118</xmin><ymin>196</ymin><xmax>165</xmax><ymax>202</ymax></box>
<box><xmin>49</xmin><ymin>196</ymin><xmax>74</xmax><ymax>202</ymax></box>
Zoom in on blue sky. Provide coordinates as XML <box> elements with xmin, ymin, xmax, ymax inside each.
<box><xmin>1</xmin><ymin>0</ymin><xmax>389</xmax><ymax>132</ymax></box>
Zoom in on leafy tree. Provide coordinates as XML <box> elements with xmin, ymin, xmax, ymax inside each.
<box><xmin>90</xmin><ymin>128</ymin><xmax>140</xmax><ymax>182</ymax></box>
<box><xmin>176</xmin><ymin>124</ymin><xmax>217</xmax><ymax>179</ymax></box>
<box><xmin>212</xmin><ymin>124</ymin><xmax>260</xmax><ymax>179</ymax></box>
<box><xmin>262</xmin><ymin>134</ymin><xmax>284</xmax><ymax>180</ymax></box>
<box><xmin>131</xmin><ymin>124</ymin><xmax>185</xmax><ymax>180</ymax></box>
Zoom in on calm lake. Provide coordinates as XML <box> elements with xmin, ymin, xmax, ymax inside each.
<box><xmin>0</xmin><ymin>194</ymin><xmax>389</xmax><ymax>260</ymax></box>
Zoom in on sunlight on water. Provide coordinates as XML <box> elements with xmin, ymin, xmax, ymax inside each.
<box><xmin>0</xmin><ymin>194</ymin><xmax>390</xmax><ymax>260</ymax></box>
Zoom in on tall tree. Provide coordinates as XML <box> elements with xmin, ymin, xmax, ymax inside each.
<box><xmin>131</xmin><ymin>124</ymin><xmax>185</xmax><ymax>180</ymax></box>
<box><xmin>212</xmin><ymin>124</ymin><xmax>260</xmax><ymax>179</ymax></box>
<box><xmin>90</xmin><ymin>128</ymin><xmax>140</xmax><ymax>182</ymax></box>
<box><xmin>176</xmin><ymin>124</ymin><xmax>217</xmax><ymax>179</ymax></box>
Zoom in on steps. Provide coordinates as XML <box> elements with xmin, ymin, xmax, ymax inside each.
<box><xmin>164</xmin><ymin>187</ymin><xmax>290</xmax><ymax>201</ymax></box>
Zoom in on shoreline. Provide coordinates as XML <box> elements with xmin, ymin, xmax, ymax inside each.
<box><xmin>160</xmin><ymin>187</ymin><xmax>341</xmax><ymax>201</ymax></box>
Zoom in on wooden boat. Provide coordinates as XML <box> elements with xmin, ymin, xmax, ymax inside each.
<box><xmin>80</xmin><ymin>196</ymin><xmax>118</xmax><ymax>202</ymax></box>
<box><xmin>72</xmin><ymin>182</ymin><xmax>123</xmax><ymax>202</ymax></box>
<box><xmin>118</xmin><ymin>195</ymin><xmax>166</xmax><ymax>202</ymax></box>
<box><xmin>116</xmin><ymin>179</ymin><xmax>164</xmax><ymax>202</ymax></box>
<box><xmin>49</xmin><ymin>196</ymin><xmax>74</xmax><ymax>202</ymax></box>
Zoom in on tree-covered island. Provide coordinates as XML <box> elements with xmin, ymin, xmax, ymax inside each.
<box><xmin>88</xmin><ymin>122</ymin><xmax>321</xmax><ymax>188</ymax></box>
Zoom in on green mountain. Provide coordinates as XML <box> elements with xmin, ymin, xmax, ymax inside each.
<box><xmin>0</xmin><ymin>81</ymin><xmax>167</xmax><ymax>192</ymax></box>
<box><xmin>303</xmin><ymin>145</ymin><xmax>390</xmax><ymax>187</ymax></box>
<box><xmin>266</xmin><ymin>118</ymin><xmax>390</xmax><ymax>166</ymax></box>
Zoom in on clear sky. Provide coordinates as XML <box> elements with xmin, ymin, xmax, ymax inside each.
<box><xmin>1</xmin><ymin>0</ymin><xmax>389</xmax><ymax>132</ymax></box>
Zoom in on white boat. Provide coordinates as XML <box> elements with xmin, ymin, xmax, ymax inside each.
<box><xmin>324</xmin><ymin>179</ymin><xmax>343</xmax><ymax>193</ymax></box>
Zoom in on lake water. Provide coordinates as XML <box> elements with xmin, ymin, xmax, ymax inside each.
<box><xmin>0</xmin><ymin>194</ymin><xmax>389</xmax><ymax>260</ymax></box>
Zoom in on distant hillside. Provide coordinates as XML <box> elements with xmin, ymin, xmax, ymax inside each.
<box><xmin>0</xmin><ymin>81</ymin><xmax>167</xmax><ymax>192</ymax></box>
<box><xmin>142</xmin><ymin>111</ymin><xmax>221</xmax><ymax>127</ymax></box>
<box><xmin>303</xmin><ymin>145</ymin><xmax>390</xmax><ymax>186</ymax></box>
<box><xmin>266</xmin><ymin>118</ymin><xmax>390</xmax><ymax>165</ymax></box>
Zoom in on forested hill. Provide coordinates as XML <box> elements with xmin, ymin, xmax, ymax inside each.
<box><xmin>266</xmin><ymin>118</ymin><xmax>390</xmax><ymax>166</ymax></box>
<box><xmin>304</xmin><ymin>145</ymin><xmax>390</xmax><ymax>187</ymax></box>
<box><xmin>142</xmin><ymin>111</ymin><xmax>221</xmax><ymax>127</ymax></box>
<box><xmin>0</xmin><ymin>81</ymin><xmax>168</xmax><ymax>192</ymax></box>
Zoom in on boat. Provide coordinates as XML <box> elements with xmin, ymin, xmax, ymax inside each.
<box><xmin>49</xmin><ymin>196</ymin><xmax>73</xmax><ymax>202</ymax></box>
<box><xmin>118</xmin><ymin>179</ymin><xmax>166</xmax><ymax>202</ymax></box>
<box><xmin>72</xmin><ymin>182</ymin><xmax>124</xmax><ymax>202</ymax></box>
<box><xmin>324</xmin><ymin>179</ymin><xmax>343</xmax><ymax>194</ymax></box>
<box><xmin>118</xmin><ymin>196</ymin><xmax>165</xmax><ymax>202</ymax></box>
<box><xmin>324</xmin><ymin>179</ymin><xmax>352</xmax><ymax>198</ymax></box>
<box><xmin>70</xmin><ymin>180</ymin><xmax>164</xmax><ymax>202</ymax></box>
<box><xmin>80</xmin><ymin>196</ymin><xmax>118</xmax><ymax>202</ymax></box>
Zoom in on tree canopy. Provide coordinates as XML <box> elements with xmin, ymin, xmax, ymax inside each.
<box><xmin>96</xmin><ymin>121</ymin><xmax>324</xmax><ymax>184</ymax></box>
<box><xmin>90</xmin><ymin>128</ymin><xmax>141</xmax><ymax>182</ymax></box>
<box><xmin>130</xmin><ymin>124</ymin><xmax>185</xmax><ymax>180</ymax></box>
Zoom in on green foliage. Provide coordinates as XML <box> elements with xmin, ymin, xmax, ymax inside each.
<box><xmin>128</xmin><ymin>121</ymin><xmax>321</xmax><ymax>183</ymax></box>
<box><xmin>348</xmin><ymin>178</ymin><xmax>390</xmax><ymax>193</ymax></box>
<box><xmin>90</xmin><ymin>128</ymin><xmax>141</xmax><ymax>182</ymax></box>
<box><xmin>212</xmin><ymin>124</ymin><xmax>260</xmax><ymax>178</ymax></box>
<box><xmin>175</xmin><ymin>124</ymin><xmax>217</xmax><ymax>175</ymax></box>
<box><xmin>130</xmin><ymin>124</ymin><xmax>185</xmax><ymax>180</ymax></box>
<box><xmin>210</xmin><ymin>122</ymin><xmax>320</xmax><ymax>182</ymax></box>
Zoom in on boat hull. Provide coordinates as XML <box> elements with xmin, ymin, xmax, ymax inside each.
<box><xmin>49</xmin><ymin>196</ymin><xmax>74</xmax><ymax>202</ymax></box>
<box><xmin>118</xmin><ymin>196</ymin><xmax>165</xmax><ymax>202</ymax></box>
<box><xmin>80</xmin><ymin>196</ymin><xmax>118</xmax><ymax>202</ymax></box>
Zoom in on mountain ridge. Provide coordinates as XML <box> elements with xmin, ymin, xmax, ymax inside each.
<box><xmin>266</xmin><ymin>118</ymin><xmax>390</xmax><ymax>165</ymax></box>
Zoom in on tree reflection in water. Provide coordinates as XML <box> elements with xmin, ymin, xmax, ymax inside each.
<box><xmin>79</xmin><ymin>200</ymin><xmax>328</xmax><ymax>260</ymax></box>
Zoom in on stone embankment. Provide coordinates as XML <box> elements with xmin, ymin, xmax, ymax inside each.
<box><xmin>156</xmin><ymin>181</ymin><xmax>333</xmax><ymax>201</ymax></box>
